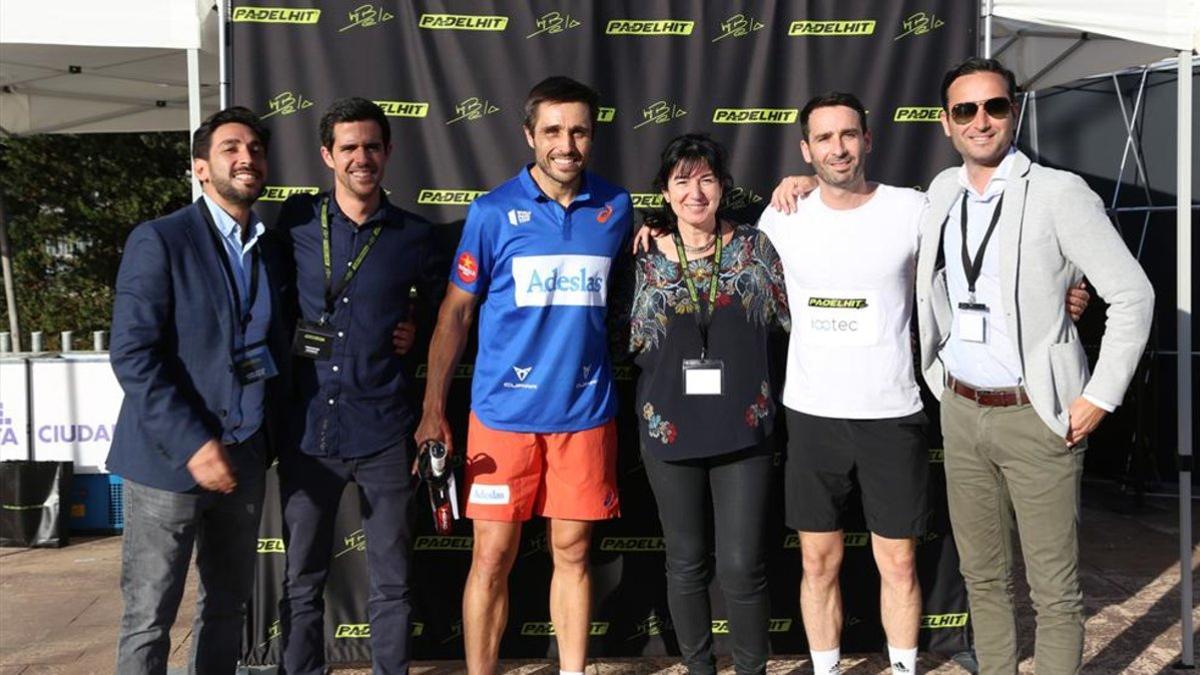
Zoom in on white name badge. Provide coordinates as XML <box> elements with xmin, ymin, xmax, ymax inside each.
<box><xmin>682</xmin><ymin>359</ymin><xmax>724</xmax><ymax>396</ymax></box>
<box><xmin>797</xmin><ymin>289</ymin><xmax>881</xmax><ymax>347</ymax></box>
<box><xmin>511</xmin><ymin>254</ymin><xmax>611</xmax><ymax>307</ymax></box>
<box><xmin>957</xmin><ymin>303</ymin><xmax>988</xmax><ymax>343</ymax></box>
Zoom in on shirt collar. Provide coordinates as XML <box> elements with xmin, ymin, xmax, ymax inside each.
<box><xmin>325</xmin><ymin>189</ymin><xmax>397</xmax><ymax>228</ymax></box>
<box><xmin>202</xmin><ymin>194</ymin><xmax>264</xmax><ymax>247</ymax></box>
<box><xmin>518</xmin><ymin>164</ymin><xmax>593</xmax><ymax>204</ymax></box>
<box><xmin>957</xmin><ymin>145</ymin><xmax>1018</xmax><ymax>200</ymax></box>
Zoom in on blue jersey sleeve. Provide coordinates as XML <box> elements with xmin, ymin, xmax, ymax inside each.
<box><xmin>451</xmin><ymin>200</ymin><xmax>495</xmax><ymax>295</ymax></box>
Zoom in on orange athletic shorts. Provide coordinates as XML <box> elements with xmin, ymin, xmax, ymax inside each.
<box><xmin>463</xmin><ymin>413</ymin><xmax>620</xmax><ymax>522</ymax></box>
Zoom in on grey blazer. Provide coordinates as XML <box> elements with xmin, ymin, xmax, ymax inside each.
<box><xmin>915</xmin><ymin>150</ymin><xmax>1154</xmax><ymax>436</ymax></box>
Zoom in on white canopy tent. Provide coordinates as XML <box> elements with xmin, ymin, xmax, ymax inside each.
<box><xmin>0</xmin><ymin>0</ymin><xmax>219</xmax><ymax>349</ymax></box>
<box><xmin>985</xmin><ymin>0</ymin><xmax>1198</xmax><ymax>667</ymax></box>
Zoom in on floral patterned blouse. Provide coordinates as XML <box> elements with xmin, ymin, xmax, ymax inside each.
<box><xmin>611</xmin><ymin>223</ymin><xmax>790</xmax><ymax>461</ymax></box>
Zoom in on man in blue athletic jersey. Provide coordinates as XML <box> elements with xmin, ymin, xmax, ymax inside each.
<box><xmin>415</xmin><ymin>76</ymin><xmax>632</xmax><ymax>675</ymax></box>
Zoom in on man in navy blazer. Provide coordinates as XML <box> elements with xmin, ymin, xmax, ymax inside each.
<box><xmin>107</xmin><ymin>107</ymin><xmax>291</xmax><ymax>674</ymax></box>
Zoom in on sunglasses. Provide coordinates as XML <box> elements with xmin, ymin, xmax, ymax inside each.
<box><xmin>948</xmin><ymin>97</ymin><xmax>1013</xmax><ymax>125</ymax></box>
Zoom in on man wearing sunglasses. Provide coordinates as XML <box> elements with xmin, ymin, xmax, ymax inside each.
<box><xmin>915</xmin><ymin>57</ymin><xmax>1153</xmax><ymax>674</ymax></box>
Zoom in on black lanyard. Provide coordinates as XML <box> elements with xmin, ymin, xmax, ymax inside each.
<box><xmin>959</xmin><ymin>190</ymin><xmax>1005</xmax><ymax>300</ymax></box>
<box><xmin>321</xmin><ymin>197</ymin><xmax>383</xmax><ymax>321</ymax></box>
<box><xmin>199</xmin><ymin>202</ymin><xmax>260</xmax><ymax>331</ymax></box>
<box><xmin>673</xmin><ymin>229</ymin><xmax>723</xmax><ymax>358</ymax></box>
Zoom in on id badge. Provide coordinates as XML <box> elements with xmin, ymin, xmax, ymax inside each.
<box><xmin>233</xmin><ymin>342</ymin><xmax>278</xmax><ymax>384</ymax></box>
<box><xmin>682</xmin><ymin>358</ymin><xmax>724</xmax><ymax>396</ymax></box>
<box><xmin>292</xmin><ymin>320</ymin><xmax>335</xmax><ymax>360</ymax></box>
<box><xmin>957</xmin><ymin>302</ymin><xmax>988</xmax><ymax>343</ymax></box>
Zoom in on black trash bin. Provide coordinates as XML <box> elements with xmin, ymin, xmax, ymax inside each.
<box><xmin>0</xmin><ymin>460</ymin><xmax>72</xmax><ymax>547</ymax></box>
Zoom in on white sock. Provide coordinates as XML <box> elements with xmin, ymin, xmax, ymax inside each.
<box><xmin>560</xmin><ymin>671</ymin><xmax>584</xmax><ymax>675</ymax></box>
<box><xmin>810</xmin><ymin>647</ymin><xmax>841</xmax><ymax>674</ymax></box>
<box><xmin>888</xmin><ymin>645</ymin><xmax>918</xmax><ymax>673</ymax></box>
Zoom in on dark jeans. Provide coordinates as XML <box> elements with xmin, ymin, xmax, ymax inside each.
<box><xmin>278</xmin><ymin>441</ymin><xmax>416</xmax><ymax>675</ymax></box>
<box><xmin>642</xmin><ymin>444</ymin><xmax>774</xmax><ymax>675</ymax></box>
<box><xmin>116</xmin><ymin>432</ymin><xmax>266</xmax><ymax>675</ymax></box>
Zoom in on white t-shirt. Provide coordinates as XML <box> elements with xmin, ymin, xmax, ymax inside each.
<box><xmin>757</xmin><ymin>184</ymin><xmax>925</xmax><ymax>419</ymax></box>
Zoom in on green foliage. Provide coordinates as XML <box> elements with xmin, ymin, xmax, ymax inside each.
<box><xmin>0</xmin><ymin>132</ymin><xmax>191</xmax><ymax>350</ymax></box>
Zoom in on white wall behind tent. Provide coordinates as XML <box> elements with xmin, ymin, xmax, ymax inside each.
<box><xmin>0</xmin><ymin>0</ymin><xmax>219</xmax><ymax>135</ymax></box>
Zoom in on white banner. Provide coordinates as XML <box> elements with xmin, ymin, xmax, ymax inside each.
<box><xmin>29</xmin><ymin>355</ymin><xmax>123</xmax><ymax>474</ymax></box>
<box><xmin>0</xmin><ymin>358</ymin><xmax>30</xmax><ymax>461</ymax></box>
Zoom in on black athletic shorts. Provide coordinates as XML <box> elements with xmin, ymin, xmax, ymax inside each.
<box><xmin>784</xmin><ymin>407</ymin><xmax>930</xmax><ymax>539</ymax></box>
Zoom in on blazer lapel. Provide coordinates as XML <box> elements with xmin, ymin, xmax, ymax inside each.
<box><xmin>998</xmin><ymin>152</ymin><xmax>1031</xmax><ymax>321</ymax></box>
<box><xmin>185</xmin><ymin>198</ymin><xmax>235</xmax><ymax>342</ymax></box>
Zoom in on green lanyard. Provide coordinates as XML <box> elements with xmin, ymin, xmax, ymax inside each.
<box><xmin>320</xmin><ymin>197</ymin><xmax>383</xmax><ymax>321</ymax></box>
<box><xmin>673</xmin><ymin>228</ymin><xmax>723</xmax><ymax>358</ymax></box>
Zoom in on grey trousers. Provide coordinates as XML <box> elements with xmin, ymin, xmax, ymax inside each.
<box><xmin>116</xmin><ymin>433</ymin><xmax>266</xmax><ymax>675</ymax></box>
<box><xmin>941</xmin><ymin>389</ymin><xmax>1085</xmax><ymax>675</ymax></box>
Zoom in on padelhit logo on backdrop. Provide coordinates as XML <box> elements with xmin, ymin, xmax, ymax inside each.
<box><xmin>634</xmin><ymin>101</ymin><xmax>687</xmax><ymax>129</ymax></box>
<box><xmin>599</xmin><ymin>537</ymin><xmax>665</xmax><ymax>552</ymax></box>
<box><xmin>630</xmin><ymin>193</ymin><xmax>665</xmax><ymax>209</ymax></box>
<box><xmin>893</xmin><ymin>106</ymin><xmax>942</xmax><ymax>122</ymax></box>
<box><xmin>606</xmin><ymin>19</ymin><xmax>695</xmax><ymax>36</ymax></box>
<box><xmin>527</xmin><ymin>11</ymin><xmax>582</xmax><ymax>38</ymax></box>
<box><xmin>712</xmin><ymin>619</ymin><xmax>792</xmax><ymax>634</ymax></box>
<box><xmin>374</xmin><ymin>100</ymin><xmax>429</xmax><ymax>118</ymax></box>
<box><xmin>339</xmin><ymin>3</ymin><xmax>393</xmax><ymax>31</ymax></box>
<box><xmin>597</xmin><ymin>107</ymin><xmax>616</xmax><ymax>123</ymax></box>
<box><xmin>713</xmin><ymin>108</ymin><xmax>798</xmax><ymax>124</ymax></box>
<box><xmin>415</xmin><ymin>363</ymin><xmax>474</xmax><ymax>379</ymax></box>
<box><xmin>520</xmin><ymin>622</ymin><xmax>609</xmax><ymax>636</ymax></box>
<box><xmin>416</xmin><ymin>189</ymin><xmax>487</xmax><ymax>206</ymax></box>
<box><xmin>922</xmin><ymin>613</ymin><xmax>969</xmax><ymax>629</ymax></box>
<box><xmin>413</xmin><ymin>536</ymin><xmax>473</xmax><ymax>551</ymax></box>
<box><xmin>419</xmin><ymin>13</ymin><xmax>508</xmax><ymax>31</ymax></box>
<box><xmin>713</xmin><ymin>13</ymin><xmax>765</xmax><ymax>42</ymax></box>
<box><xmin>259</xmin><ymin>186</ymin><xmax>320</xmax><ymax>202</ymax></box>
<box><xmin>788</xmin><ymin>20</ymin><xmax>876</xmax><ymax>36</ymax></box>
<box><xmin>257</xmin><ymin>538</ymin><xmax>285</xmax><ymax>553</ymax></box>
<box><xmin>333</xmin><ymin>529</ymin><xmax>366</xmax><ymax>558</ymax></box>
<box><xmin>511</xmin><ymin>255</ymin><xmax>610</xmax><ymax>307</ymax></box>
<box><xmin>784</xmin><ymin>532</ymin><xmax>869</xmax><ymax>548</ymax></box>
<box><xmin>232</xmin><ymin>6</ymin><xmax>321</xmax><ymax>23</ymax></box>
<box><xmin>722</xmin><ymin>186</ymin><xmax>765</xmax><ymax>211</ymax></box>
<box><xmin>262</xmin><ymin>91</ymin><xmax>314</xmax><ymax>118</ymax></box>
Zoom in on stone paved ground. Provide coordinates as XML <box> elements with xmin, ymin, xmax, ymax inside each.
<box><xmin>1</xmin><ymin>482</ymin><xmax>1195</xmax><ymax>674</ymax></box>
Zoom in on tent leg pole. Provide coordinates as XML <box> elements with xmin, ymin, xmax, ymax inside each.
<box><xmin>218</xmin><ymin>0</ymin><xmax>230</xmax><ymax>108</ymax></box>
<box><xmin>187</xmin><ymin>47</ymin><xmax>202</xmax><ymax>200</ymax></box>
<box><xmin>0</xmin><ymin>188</ymin><xmax>19</xmax><ymax>351</ymax></box>
<box><xmin>983</xmin><ymin>0</ymin><xmax>993</xmax><ymax>58</ymax></box>
<box><xmin>1177</xmin><ymin>50</ymin><xmax>1194</xmax><ymax>671</ymax></box>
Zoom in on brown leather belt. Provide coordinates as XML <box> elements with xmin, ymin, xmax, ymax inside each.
<box><xmin>946</xmin><ymin>375</ymin><xmax>1030</xmax><ymax>407</ymax></box>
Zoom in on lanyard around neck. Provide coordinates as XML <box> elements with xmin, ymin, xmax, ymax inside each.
<box><xmin>320</xmin><ymin>197</ymin><xmax>383</xmax><ymax>321</ymax></box>
<box><xmin>672</xmin><ymin>227</ymin><xmax>723</xmax><ymax>358</ymax></box>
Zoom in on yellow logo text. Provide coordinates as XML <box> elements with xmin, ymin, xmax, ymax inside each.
<box><xmin>340</xmin><ymin>4</ymin><xmax>393</xmax><ymax>31</ymax></box>
<box><xmin>922</xmin><ymin>613</ymin><xmax>969</xmax><ymax>629</ymax></box>
<box><xmin>631</xmin><ymin>193</ymin><xmax>665</xmax><ymax>209</ymax></box>
<box><xmin>259</xmin><ymin>186</ymin><xmax>320</xmax><ymax>202</ymax></box>
<box><xmin>895</xmin><ymin>12</ymin><xmax>945</xmax><ymax>40</ymax></box>
<box><xmin>789</xmin><ymin>20</ymin><xmax>875</xmax><ymax>36</ymax></box>
<box><xmin>713</xmin><ymin>13</ymin><xmax>765</xmax><ymax>42</ymax></box>
<box><xmin>416</xmin><ymin>190</ymin><xmax>487</xmax><ymax>206</ymax></box>
<box><xmin>599</xmin><ymin>537</ymin><xmax>665</xmax><ymax>552</ymax></box>
<box><xmin>257</xmin><ymin>538</ymin><xmax>285</xmax><ymax>553</ymax></box>
<box><xmin>419</xmin><ymin>14</ymin><xmax>508</xmax><ymax>31</ymax></box>
<box><xmin>893</xmin><ymin>107</ymin><xmax>942</xmax><ymax>122</ymax></box>
<box><xmin>374</xmin><ymin>101</ymin><xmax>429</xmax><ymax>118</ymax></box>
<box><xmin>414</xmin><ymin>535</ymin><xmax>473</xmax><ymax>551</ymax></box>
<box><xmin>713</xmin><ymin>108</ymin><xmax>798</xmax><ymax>124</ymax></box>
<box><xmin>606</xmin><ymin>20</ymin><xmax>695</xmax><ymax>36</ymax></box>
<box><xmin>520</xmin><ymin>622</ymin><xmax>609</xmax><ymax>636</ymax></box>
<box><xmin>232</xmin><ymin>6</ymin><xmax>320</xmax><ymax>23</ymax></box>
<box><xmin>784</xmin><ymin>532</ymin><xmax>869</xmax><ymax>548</ymax></box>
<box><xmin>335</xmin><ymin>623</ymin><xmax>371</xmax><ymax>639</ymax></box>
<box><xmin>597</xmin><ymin>107</ymin><xmax>616</xmax><ymax>123</ymax></box>
<box><xmin>527</xmin><ymin>12</ymin><xmax>581</xmax><ymax>38</ymax></box>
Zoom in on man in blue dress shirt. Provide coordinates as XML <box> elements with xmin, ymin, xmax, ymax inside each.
<box><xmin>274</xmin><ymin>98</ymin><xmax>443</xmax><ymax>675</ymax></box>
<box><xmin>108</xmin><ymin>107</ymin><xmax>291</xmax><ymax>674</ymax></box>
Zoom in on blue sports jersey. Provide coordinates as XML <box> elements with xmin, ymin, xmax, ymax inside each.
<box><xmin>452</xmin><ymin>166</ymin><xmax>633</xmax><ymax>432</ymax></box>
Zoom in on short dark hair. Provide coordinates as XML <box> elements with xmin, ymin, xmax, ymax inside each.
<box><xmin>523</xmin><ymin>76</ymin><xmax>600</xmax><ymax>131</ymax></box>
<box><xmin>940</xmin><ymin>57</ymin><xmax>1018</xmax><ymax>109</ymax></box>
<box><xmin>648</xmin><ymin>133</ymin><xmax>734</xmax><ymax>234</ymax></box>
<box><xmin>319</xmin><ymin>97</ymin><xmax>391</xmax><ymax>150</ymax></box>
<box><xmin>800</xmin><ymin>92</ymin><xmax>869</xmax><ymax>140</ymax></box>
<box><xmin>191</xmin><ymin>107</ymin><xmax>269</xmax><ymax>160</ymax></box>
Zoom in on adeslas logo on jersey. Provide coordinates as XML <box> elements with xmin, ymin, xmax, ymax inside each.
<box><xmin>511</xmin><ymin>255</ymin><xmax>610</xmax><ymax>307</ymax></box>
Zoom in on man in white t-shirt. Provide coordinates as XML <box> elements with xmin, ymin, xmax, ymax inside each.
<box><xmin>757</xmin><ymin>92</ymin><xmax>928</xmax><ymax>675</ymax></box>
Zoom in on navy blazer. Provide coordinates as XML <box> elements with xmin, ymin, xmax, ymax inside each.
<box><xmin>107</xmin><ymin>199</ymin><xmax>293</xmax><ymax>492</ymax></box>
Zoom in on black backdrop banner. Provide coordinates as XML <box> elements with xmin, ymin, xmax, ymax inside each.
<box><xmin>233</xmin><ymin>0</ymin><xmax>976</xmax><ymax>664</ymax></box>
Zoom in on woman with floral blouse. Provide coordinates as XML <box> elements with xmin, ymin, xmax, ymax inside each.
<box><xmin>611</xmin><ymin>133</ymin><xmax>789</xmax><ymax>675</ymax></box>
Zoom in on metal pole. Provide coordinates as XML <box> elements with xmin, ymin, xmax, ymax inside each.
<box><xmin>187</xmin><ymin>47</ymin><xmax>202</xmax><ymax>200</ymax></box>
<box><xmin>0</xmin><ymin>188</ymin><xmax>20</xmax><ymax>351</ymax></box>
<box><xmin>1175</xmin><ymin>50</ymin><xmax>1193</xmax><ymax>671</ymax></box>
<box><xmin>1028</xmin><ymin>90</ymin><xmax>1040</xmax><ymax>163</ymax></box>
<box><xmin>218</xmin><ymin>0</ymin><xmax>230</xmax><ymax>108</ymax></box>
<box><xmin>983</xmin><ymin>0</ymin><xmax>993</xmax><ymax>58</ymax></box>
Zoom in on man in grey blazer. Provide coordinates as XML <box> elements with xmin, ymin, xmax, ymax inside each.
<box><xmin>915</xmin><ymin>57</ymin><xmax>1154</xmax><ymax>674</ymax></box>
